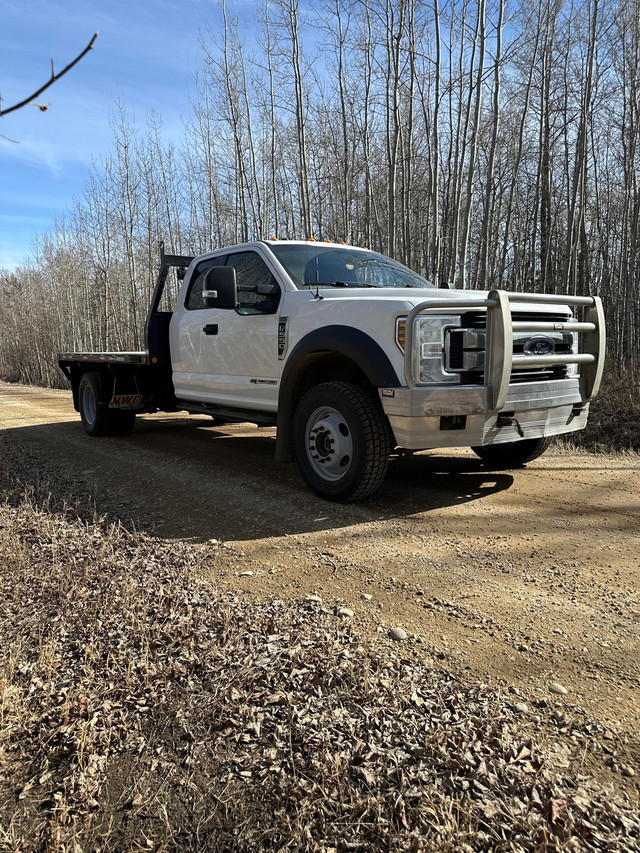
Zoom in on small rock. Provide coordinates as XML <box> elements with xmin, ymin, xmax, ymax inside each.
<box><xmin>239</xmin><ymin>571</ymin><xmax>254</xmax><ymax>578</ymax></box>
<box><xmin>389</xmin><ymin>627</ymin><xmax>408</xmax><ymax>641</ymax></box>
<box><xmin>513</xmin><ymin>702</ymin><xmax>528</xmax><ymax>714</ymax></box>
<box><xmin>306</xmin><ymin>594</ymin><xmax>322</xmax><ymax>603</ymax></box>
<box><xmin>338</xmin><ymin>607</ymin><xmax>354</xmax><ymax>618</ymax></box>
<box><xmin>549</xmin><ymin>682</ymin><xmax>568</xmax><ymax>695</ymax></box>
<box><xmin>620</xmin><ymin>765</ymin><xmax>636</xmax><ymax>778</ymax></box>
<box><xmin>361</xmin><ymin>593</ymin><xmax>373</xmax><ymax>601</ymax></box>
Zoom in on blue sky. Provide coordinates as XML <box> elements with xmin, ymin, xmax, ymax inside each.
<box><xmin>0</xmin><ymin>0</ymin><xmax>218</xmax><ymax>270</ymax></box>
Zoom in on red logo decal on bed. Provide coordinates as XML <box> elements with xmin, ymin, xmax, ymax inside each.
<box><xmin>110</xmin><ymin>394</ymin><xmax>143</xmax><ymax>408</ymax></box>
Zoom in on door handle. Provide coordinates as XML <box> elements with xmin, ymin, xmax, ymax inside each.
<box><xmin>203</xmin><ymin>324</ymin><xmax>218</xmax><ymax>335</ymax></box>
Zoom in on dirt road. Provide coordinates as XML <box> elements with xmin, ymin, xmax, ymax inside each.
<box><xmin>2</xmin><ymin>380</ymin><xmax>639</xmax><ymax>779</ymax></box>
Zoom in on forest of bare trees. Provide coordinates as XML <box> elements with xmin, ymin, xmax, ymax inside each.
<box><xmin>1</xmin><ymin>0</ymin><xmax>639</xmax><ymax>392</ymax></box>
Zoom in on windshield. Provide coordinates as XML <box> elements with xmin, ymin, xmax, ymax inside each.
<box><xmin>269</xmin><ymin>244</ymin><xmax>435</xmax><ymax>289</ymax></box>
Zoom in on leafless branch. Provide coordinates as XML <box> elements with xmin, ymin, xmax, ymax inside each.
<box><xmin>0</xmin><ymin>32</ymin><xmax>98</xmax><ymax>118</ymax></box>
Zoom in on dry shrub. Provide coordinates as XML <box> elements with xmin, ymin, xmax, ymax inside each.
<box><xmin>571</xmin><ymin>364</ymin><xmax>640</xmax><ymax>452</ymax></box>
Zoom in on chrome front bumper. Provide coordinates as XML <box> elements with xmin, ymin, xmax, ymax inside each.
<box><xmin>380</xmin><ymin>377</ymin><xmax>589</xmax><ymax>449</ymax></box>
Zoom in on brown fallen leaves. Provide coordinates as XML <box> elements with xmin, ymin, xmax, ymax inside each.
<box><xmin>0</xmin><ymin>478</ymin><xmax>638</xmax><ymax>851</ymax></box>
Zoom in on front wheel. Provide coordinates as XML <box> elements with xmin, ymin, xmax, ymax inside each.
<box><xmin>293</xmin><ymin>382</ymin><xmax>392</xmax><ymax>502</ymax></box>
<box><xmin>78</xmin><ymin>372</ymin><xmax>136</xmax><ymax>437</ymax></box>
<box><xmin>471</xmin><ymin>436</ymin><xmax>553</xmax><ymax>468</ymax></box>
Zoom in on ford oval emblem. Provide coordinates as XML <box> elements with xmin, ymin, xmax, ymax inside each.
<box><xmin>523</xmin><ymin>336</ymin><xmax>556</xmax><ymax>356</ymax></box>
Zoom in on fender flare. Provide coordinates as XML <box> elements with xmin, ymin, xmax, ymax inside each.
<box><xmin>275</xmin><ymin>325</ymin><xmax>400</xmax><ymax>462</ymax></box>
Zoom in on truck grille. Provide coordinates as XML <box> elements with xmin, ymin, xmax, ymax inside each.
<box><xmin>449</xmin><ymin>310</ymin><xmax>574</xmax><ymax>384</ymax></box>
<box><xmin>459</xmin><ymin>310</ymin><xmax>571</xmax><ymax>328</ymax></box>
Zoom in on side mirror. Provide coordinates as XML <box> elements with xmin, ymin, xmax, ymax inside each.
<box><xmin>202</xmin><ymin>266</ymin><xmax>237</xmax><ymax>309</ymax></box>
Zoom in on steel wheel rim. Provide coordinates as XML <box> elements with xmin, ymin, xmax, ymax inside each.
<box><xmin>81</xmin><ymin>383</ymin><xmax>97</xmax><ymax>426</ymax></box>
<box><xmin>304</xmin><ymin>405</ymin><xmax>353</xmax><ymax>482</ymax></box>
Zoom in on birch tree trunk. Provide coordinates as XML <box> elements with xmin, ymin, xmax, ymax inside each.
<box><xmin>478</xmin><ymin>0</ymin><xmax>504</xmax><ymax>290</ymax></box>
<box><xmin>458</xmin><ymin>0</ymin><xmax>486</xmax><ymax>290</ymax></box>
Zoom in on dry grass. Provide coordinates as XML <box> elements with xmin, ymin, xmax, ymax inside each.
<box><xmin>569</xmin><ymin>366</ymin><xmax>640</xmax><ymax>453</ymax></box>
<box><xmin>0</xmin><ymin>447</ymin><xmax>638</xmax><ymax>852</ymax></box>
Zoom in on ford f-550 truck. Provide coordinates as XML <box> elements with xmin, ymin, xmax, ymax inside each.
<box><xmin>59</xmin><ymin>240</ymin><xmax>605</xmax><ymax>501</ymax></box>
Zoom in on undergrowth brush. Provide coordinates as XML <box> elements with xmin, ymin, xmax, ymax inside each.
<box><xmin>568</xmin><ymin>366</ymin><xmax>640</xmax><ymax>453</ymax></box>
<box><xmin>0</xmin><ymin>445</ymin><xmax>638</xmax><ymax>852</ymax></box>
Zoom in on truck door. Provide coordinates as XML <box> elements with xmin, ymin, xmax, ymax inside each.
<box><xmin>205</xmin><ymin>249</ymin><xmax>281</xmax><ymax>410</ymax></box>
<box><xmin>170</xmin><ymin>255</ymin><xmax>225</xmax><ymax>401</ymax></box>
<box><xmin>171</xmin><ymin>249</ymin><xmax>282</xmax><ymax>410</ymax></box>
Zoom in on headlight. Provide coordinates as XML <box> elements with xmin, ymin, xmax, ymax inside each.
<box><xmin>415</xmin><ymin>315</ymin><xmax>461</xmax><ymax>384</ymax></box>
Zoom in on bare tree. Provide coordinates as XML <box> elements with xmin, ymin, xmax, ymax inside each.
<box><xmin>477</xmin><ymin>0</ymin><xmax>505</xmax><ymax>291</ymax></box>
<box><xmin>0</xmin><ymin>33</ymin><xmax>97</xmax><ymax>118</ymax></box>
<box><xmin>272</xmin><ymin>0</ymin><xmax>313</xmax><ymax>236</ymax></box>
<box><xmin>458</xmin><ymin>0</ymin><xmax>486</xmax><ymax>290</ymax></box>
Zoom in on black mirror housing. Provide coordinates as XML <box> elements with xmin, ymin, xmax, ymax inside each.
<box><xmin>202</xmin><ymin>266</ymin><xmax>238</xmax><ymax>309</ymax></box>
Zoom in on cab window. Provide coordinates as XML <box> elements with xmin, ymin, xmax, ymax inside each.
<box><xmin>226</xmin><ymin>251</ymin><xmax>280</xmax><ymax>315</ymax></box>
<box><xmin>185</xmin><ymin>256</ymin><xmax>226</xmax><ymax>310</ymax></box>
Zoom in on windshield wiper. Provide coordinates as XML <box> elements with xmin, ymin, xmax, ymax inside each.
<box><xmin>305</xmin><ymin>280</ymin><xmax>373</xmax><ymax>288</ymax></box>
<box><xmin>334</xmin><ymin>280</ymin><xmax>373</xmax><ymax>288</ymax></box>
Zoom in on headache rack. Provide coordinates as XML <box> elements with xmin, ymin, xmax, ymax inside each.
<box><xmin>144</xmin><ymin>245</ymin><xmax>195</xmax><ymax>365</ymax></box>
<box><xmin>403</xmin><ymin>290</ymin><xmax>605</xmax><ymax>413</ymax></box>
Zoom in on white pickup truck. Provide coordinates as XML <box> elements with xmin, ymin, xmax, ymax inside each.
<box><xmin>59</xmin><ymin>240</ymin><xmax>605</xmax><ymax>501</ymax></box>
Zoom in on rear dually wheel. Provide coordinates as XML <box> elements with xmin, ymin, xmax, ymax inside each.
<box><xmin>78</xmin><ymin>372</ymin><xmax>136</xmax><ymax>437</ymax></box>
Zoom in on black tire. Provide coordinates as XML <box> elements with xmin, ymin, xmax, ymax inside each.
<box><xmin>78</xmin><ymin>372</ymin><xmax>136</xmax><ymax>437</ymax></box>
<box><xmin>471</xmin><ymin>436</ymin><xmax>553</xmax><ymax>468</ymax></box>
<box><xmin>293</xmin><ymin>382</ymin><xmax>392</xmax><ymax>502</ymax></box>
